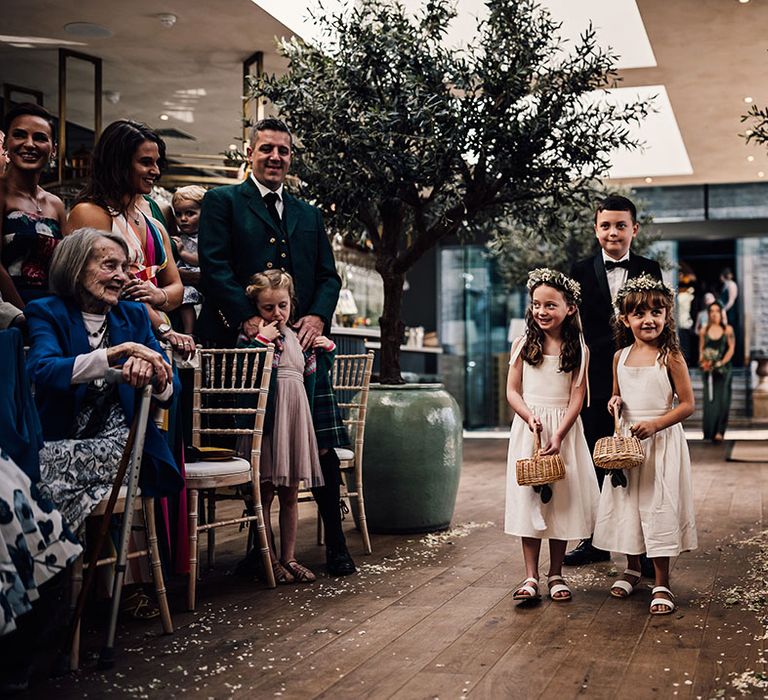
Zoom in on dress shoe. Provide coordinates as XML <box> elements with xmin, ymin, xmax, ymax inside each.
<box><xmin>563</xmin><ymin>538</ymin><xmax>611</xmax><ymax>566</ymax></box>
<box><xmin>326</xmin><ymin>544</ymin><xmax>356</xmax><ymax>576</ymax></box>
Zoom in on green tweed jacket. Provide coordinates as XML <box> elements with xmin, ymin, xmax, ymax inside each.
<box><xmin>197</xmin><ymin>178</ymin><xmax>341</xmax><ymax>346</ymax></box>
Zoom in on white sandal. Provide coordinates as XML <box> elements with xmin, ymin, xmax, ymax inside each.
<box><xmin>610</xmin><ymin>568</ymin><xmax>642</xmax><ymax>598</ymax></box>
<box><xmin>649</xmin><ymin>586</ymin><xmax>676</xmax><ymax>615</ymax></box>
<box><xmin>513</xmin><ymin>577</ymin><xmax>540</xmax><ymax>601</ymax></box>
<box><xmin>547</xmin><ymin>575</ymin><xmax>572</xmax><ymax>602</ymax></box>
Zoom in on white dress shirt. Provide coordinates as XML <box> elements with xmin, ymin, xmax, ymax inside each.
<box><xmin>602</xmin><ymin>250</ymin><xmax>630</xmax><ymax>302</ymax></box>
<box><xmin>250</xmin><ymin>175</ymin><xmax>284</xmax><ymax>219</ymax></box>
<box><xmin>72</xmin><ymin>312</ymin><xmax>173</xmax><ymax>401</ymax></box>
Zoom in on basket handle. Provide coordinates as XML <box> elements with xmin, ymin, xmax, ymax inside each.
<box><xmin>610</xmin><ymin>402</ymin><xmax>622</xmax><ymax>436</ymax></box>
<box><xmin>532</xmin><ymin>423</ymin><xmax>541</xmax><ymax>455</ymax></box>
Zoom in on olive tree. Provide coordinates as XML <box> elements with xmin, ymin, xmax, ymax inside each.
<box><xmin>254</xmin><ymin>0</ymin><xmax>651</xmax><ymax>383</ymax></box>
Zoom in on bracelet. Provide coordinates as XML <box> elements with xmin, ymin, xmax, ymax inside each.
<box><xmin>157</xmin><ymin>287</ymin><xmax>169</xmax><ymax>309</ymax></box>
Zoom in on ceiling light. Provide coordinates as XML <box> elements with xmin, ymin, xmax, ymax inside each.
<box><xmin>746</xmin><ymin>129</ymin><xmax>754</xmax><ymax>136</ymax></box>
<box><xmin>644</xmin><ymin>177</ymin><xmax>653</xmax><ymax>183</ymax></box>
<box><xmin>157</xmin><ymin>13</ymin><xmax>177</xmax><ymax>28</ymax></box>
<box><xmin>759</xmin><ymin>171</ymin><xmax>765</xmax><ymax>178</ymax></box>
<box><xmin>159</xmin><ymin>114</ymin><xmax>170</xmax><ymax>121</ymax></box>
<box><xmin>228</xmin><ymin>144</ymin><xmax>238</xmax><ymax>151</ymax></box>
<box><xmin>104</xmin><ymin>90</ymin><xmax>121</xmax><ymax>104</ymax></box>
<box><xmin>739</xmin><ymin>0</ymin><xmax>750</xmax><ymax>4</ymax></box>
<box><xmin>744</xmin><ymin>96</ymin><xmax>754</xmax><ymax>104</ymax></box>
<box><xmin>747</xmin><ymin>155</ymin><xmax>755</xmax><ymax>162</ymax></box>
<box><xmin>8</xmin><ymin>43</ymin><xmax>34</xmax><ymax>48</ymax></box>
<box><xmin>64</xmin><ymin>22</ymin><xmax>113</xmax><ymax>38</ymax></box>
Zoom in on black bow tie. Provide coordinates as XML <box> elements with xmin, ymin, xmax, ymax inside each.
<box><xmin>605</xmin><ymin>259</ymin><xmax>629</xmax><ymax>271</ymax></box>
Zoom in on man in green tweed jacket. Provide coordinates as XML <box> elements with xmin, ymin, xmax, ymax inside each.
<box><xmin>198</xmin><ymin>118</ymin><xmax>355</xmax><ymax>577</ymax></box>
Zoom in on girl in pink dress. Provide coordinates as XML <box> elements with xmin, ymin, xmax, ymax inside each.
<box><xmin>237</xmin><ymin>270</ymin><xmax>334</xmax><ymax>584</ymax></box>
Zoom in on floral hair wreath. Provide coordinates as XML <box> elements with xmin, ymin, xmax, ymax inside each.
<box><xmin>614</xmin><ymin>273</ymin><xmax>673</xmax><ymax>310</ymax></box>
<box><xmin>526</xmin><ymin>268</ymin><xmax>582</xmax><ymax>305</ymax></box>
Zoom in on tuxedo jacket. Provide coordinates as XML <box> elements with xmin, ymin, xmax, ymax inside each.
<box><xmin>570</xmin><ymin>253</ymin><xmax>662</xmax><ymax>399</ymax></box>
<box><xmin>197</xmin><ymin>178</ymin><xmax>341</xmax><ymax>346</ymax></box>
<box><xmin>25</xmin><ymin>296</ymin><xmax>183</xmax><ymax>498</ymax></box>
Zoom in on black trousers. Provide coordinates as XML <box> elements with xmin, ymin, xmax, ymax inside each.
<box><xmin>580</xmin><ymin>396</ymin><xmax>614</xmax><ymax>490</ymax></box>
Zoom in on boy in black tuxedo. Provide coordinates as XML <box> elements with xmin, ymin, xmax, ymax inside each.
<box><xmin>565</xmin><ymin>195</ymin><xmax>663</xmax><ymax>566</ymax></box>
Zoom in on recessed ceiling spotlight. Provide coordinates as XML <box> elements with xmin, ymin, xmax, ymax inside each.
<box><xmin>644</xmin><ymin>177</ymin><xmax>653</xmax><ymax>183</ymax></box>
<box><xmin>744</xmin><ymin>96</ymin><xmax>754</xmax><ymax>104</ymax></box>
<box><xmin>759</xmin><ymin>171</ymin><xmax>765</xmax><ymax>178</ymax></box>
<box><xmin>746</xmin><ymin>129</ymin><xmax>754</xmax><ymax>136</ymax></box>
<box><xmin>228</xmin><ymin>144</ymin><xmax>238</xmax><ymax>151</ymax></box>
<box><xmin>747</xmin><ymin>155</ymin><xmax>755</xmax><ymax>162</ymax></box>
<box><xmin>159</xmin><ymin>114</ymin><xmax>170</xmax><ymax>121</ymax></box>
<box><xmin>157</xmin><ymin>13</ymin><xmax>177</xmax><ymax>28</ymax></box>
<box><xmin>64</xmin><ymin>22</ymin><xmax>112</xmax><ymax>38</ymax></box>
<box><xmin>739</xmin><ymin>0</ymin><xmax>750</xmax><ymax>4</ymax></box>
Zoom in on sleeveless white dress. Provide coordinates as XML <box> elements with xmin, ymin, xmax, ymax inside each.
<box><xmin>593</xmin><ymin>347</ymin><xmax>697</xmax><ymax>557</ymax></box>
<box><xmin>504</xmin><ymin>348</ymin><xmax>599</xmax><ymax>540</ymax></box>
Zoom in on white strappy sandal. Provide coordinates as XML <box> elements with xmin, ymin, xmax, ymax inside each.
<box><xmin>513</xmin><ymin>577</ymin><xmax>541</xmax><ymax>601</ymax></box>
<box><xmin>610</xmin><ymin>568</ymin><xmax>642</xmax><ymax>598</ymax></box>
<box><xmin>649</xmin><ymin>586</ymin><xmax>676</xmax><ymax>615</ymax></box>
<box><xmin>547</xmin><ymin>575</ymin><xmax>572</xmax><ymax>602</ymax></box>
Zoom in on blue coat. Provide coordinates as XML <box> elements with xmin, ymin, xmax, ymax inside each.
<box><xmin>25</xmin><ymin>295</ymin><xmax>183</xmax><ymax>498</ymax></box>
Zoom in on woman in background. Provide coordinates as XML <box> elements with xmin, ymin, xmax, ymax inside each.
<box><xmin>699</xmin><ymin>301</ymin><xmax>735</xmax><ymax>443</ymax></box>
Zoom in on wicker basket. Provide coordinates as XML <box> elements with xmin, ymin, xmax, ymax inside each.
<box><xmin>516</xmin><ymin>429</ymin><xmax>566</xmax><ymax>486</ymax></box>
<box><xmin>593</xmin><ymin>406</ymin><xmax>644</xmax><ymax>470</ymax></box>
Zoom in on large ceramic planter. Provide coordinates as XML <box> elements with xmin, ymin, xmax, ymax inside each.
<box><xmin>352</xmin><ymin>383</ymin><xmax>462</xmax><ymax>534</ymax></box>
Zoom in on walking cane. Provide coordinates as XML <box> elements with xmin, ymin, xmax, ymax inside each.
<box><xmin>64</xmin><ymin>369</ymin><xmax>155</xmax><ymax>670</ymax></box>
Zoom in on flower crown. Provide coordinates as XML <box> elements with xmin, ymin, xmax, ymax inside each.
<box><xmin>527</xmin><ymin>268</ymin><xmax>582</xmax><ymax>305</ymax></box>
<box><xmin>614</xmin><ymin>273</ymin><xmax>673</xmax><ymax>310</ymax></box>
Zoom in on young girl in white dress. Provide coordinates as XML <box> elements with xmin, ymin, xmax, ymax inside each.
<box><xmin>505</xmin><ymin>269</ymin><xmax>599</xmax><ymax>603</ymax></box>
<box><xmin>593</xmin><ymin>275</ymin><xmax>697</xmax><ymax>615</ymax></box>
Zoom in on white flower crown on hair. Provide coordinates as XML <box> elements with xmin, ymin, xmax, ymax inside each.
<box><xmin>614</xmin><ymin>273</ymin><xmax>673</xmax><ymax>310</ymax></box>
<box><xmin>526</xmin><ymin>267</ymin><xmax>582</xmax><ymax>305</ymax></box>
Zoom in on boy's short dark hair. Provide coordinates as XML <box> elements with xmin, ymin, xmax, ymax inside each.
<box><xmin>249</xmin><ymin>118</ymin><xmax>292</xmax><ymax>146</ymax></box>
<box><xmin>594</xmin><ymin>194</ymin><xmax>637</xmax><ymax>224</ymax></box>
<box><xmin>3</xmin><ymin>102</ymin><xmax>55</xmax><ymax>138</ymax></box>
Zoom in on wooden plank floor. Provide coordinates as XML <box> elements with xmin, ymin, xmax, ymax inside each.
<box><xmin>36</xmin><ymin>439</ymin><xmax>767</xmax><ymax>700</ymax></box>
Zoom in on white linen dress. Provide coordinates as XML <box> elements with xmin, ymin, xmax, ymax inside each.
<box><xmin>593</xmin><ymin>347</ymin><xmax>697</xmax><ymax>557</ymax></box>
<box><xmin>504</xmin><ymin>350</ymin><xmax>599</xmax><ymax>540</ymax></box>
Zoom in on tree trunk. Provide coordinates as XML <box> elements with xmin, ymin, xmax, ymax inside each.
<box><xmin>377</xmin><ymin>264</ymin><xmax>406</xmax><ymax>385</ymax></box>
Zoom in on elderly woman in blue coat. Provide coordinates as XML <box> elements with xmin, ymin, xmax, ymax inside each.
<box><xmin>25</xmin><ymin>227</ymin><xmax>183</xmax><ymax>529</ymax></box>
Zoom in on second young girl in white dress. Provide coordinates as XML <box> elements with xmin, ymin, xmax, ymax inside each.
<box><xmin>505</xmin><ymin>269</ymin><xmax>599</xmax><ymax>603</ymax></box>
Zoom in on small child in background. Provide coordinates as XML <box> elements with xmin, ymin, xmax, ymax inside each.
<box><xmin>171</xmin><ymin>185</ymin><xmax>205</xmax><ymax>334</ymax></box>
<box><xmin>593</xmin><ymin>275</ymin><xmax>696</xmax><ymax>615</ymax></box>
<box><xmin>505</xmin><ymin>269</ymin><xmax>599</xmax><ymax>604</ymax></box>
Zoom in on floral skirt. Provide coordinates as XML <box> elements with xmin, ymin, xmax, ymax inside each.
<box><xmin>0</xmin><ymin>452</ymin><xmax>82</xmax><ymax>636</ymax></box>
<box><xmin>38</xmin><ymin>400</ymin><xmax>129</xmax><ymax>530</ymax></box>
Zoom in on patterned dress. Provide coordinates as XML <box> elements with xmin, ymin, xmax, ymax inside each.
<box><xmin>37</xmin><ymin>323</ymin><xmax>130</xmax><ymax>530</ymax></box>
<box><xmin>1</xmin><ymin>211</ymin><xmax>62</xmax><ymax>301</ymax></box>
<box><xmin>0</xmin><ymin>451</ymin><xmax>82</xmax><ymax>636</ymax></box>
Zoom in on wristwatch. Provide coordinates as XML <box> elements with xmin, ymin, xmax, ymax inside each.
<box><xmin>156</xmin><ymin>322</ymin><xmax>172</xmax><ymax>337</ymax></box>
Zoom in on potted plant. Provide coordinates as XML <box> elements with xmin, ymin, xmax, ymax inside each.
<box><xmin>252</xmin><ymin>0</ymin><xmax>651</xmax><ymax>532</ymax></box>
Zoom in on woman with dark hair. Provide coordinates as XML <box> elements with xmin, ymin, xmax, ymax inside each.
<box><xmin>699</xmin><ymin>301</ymin><xmax>735</xmax><ymax>443</ymax></box>
<box><xmin>66</xmin><ymin>119</ymin><xmax>193</xmax><ymax>355</ymax></box>
<box><xmin>0</xmin><ymin>103</ymin><xmax>67</xmax><ymax>307</ymax></box>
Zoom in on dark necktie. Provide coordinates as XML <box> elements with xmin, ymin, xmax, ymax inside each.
<box><xmin>604</xmin><ymin>259</ymin><xmax>629</xmax><ymax>271</ymax></box>
<box><xmin>263</xmin><ymin>191</ymin><xmax>283</xmax><ymax>231</ymax></box>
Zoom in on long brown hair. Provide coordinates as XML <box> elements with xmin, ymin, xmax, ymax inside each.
<box><xmin>521</xmin><ymin>282</ymin><xmax>582</xmax><ymax>374</ymax></box>
<box><xmin>614</xmin><ymin>287</ymin><xmax>679</xmax><ymax>364</ymax></box>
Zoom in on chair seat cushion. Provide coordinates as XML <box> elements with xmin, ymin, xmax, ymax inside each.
<box><xmin>185</xmin><ymin>457</ymin><xmax>251</xmax><ymax>480</ymax></box>
<box><xmin>335</xmin><ymin>447</ymin><xmax>354</xmax><ymax>462</ymax></box>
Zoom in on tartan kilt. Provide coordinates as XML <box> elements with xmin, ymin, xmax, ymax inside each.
<box><xmin>312</xmin><ymin>368</ymin><xmax>350</xmax><ymax>449</ymax></box>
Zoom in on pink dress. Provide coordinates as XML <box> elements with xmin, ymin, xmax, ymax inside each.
<box><xmin>260</xmin><ymin>327</ymin><xmax>324</xmax><ymax>488</ymax></box>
